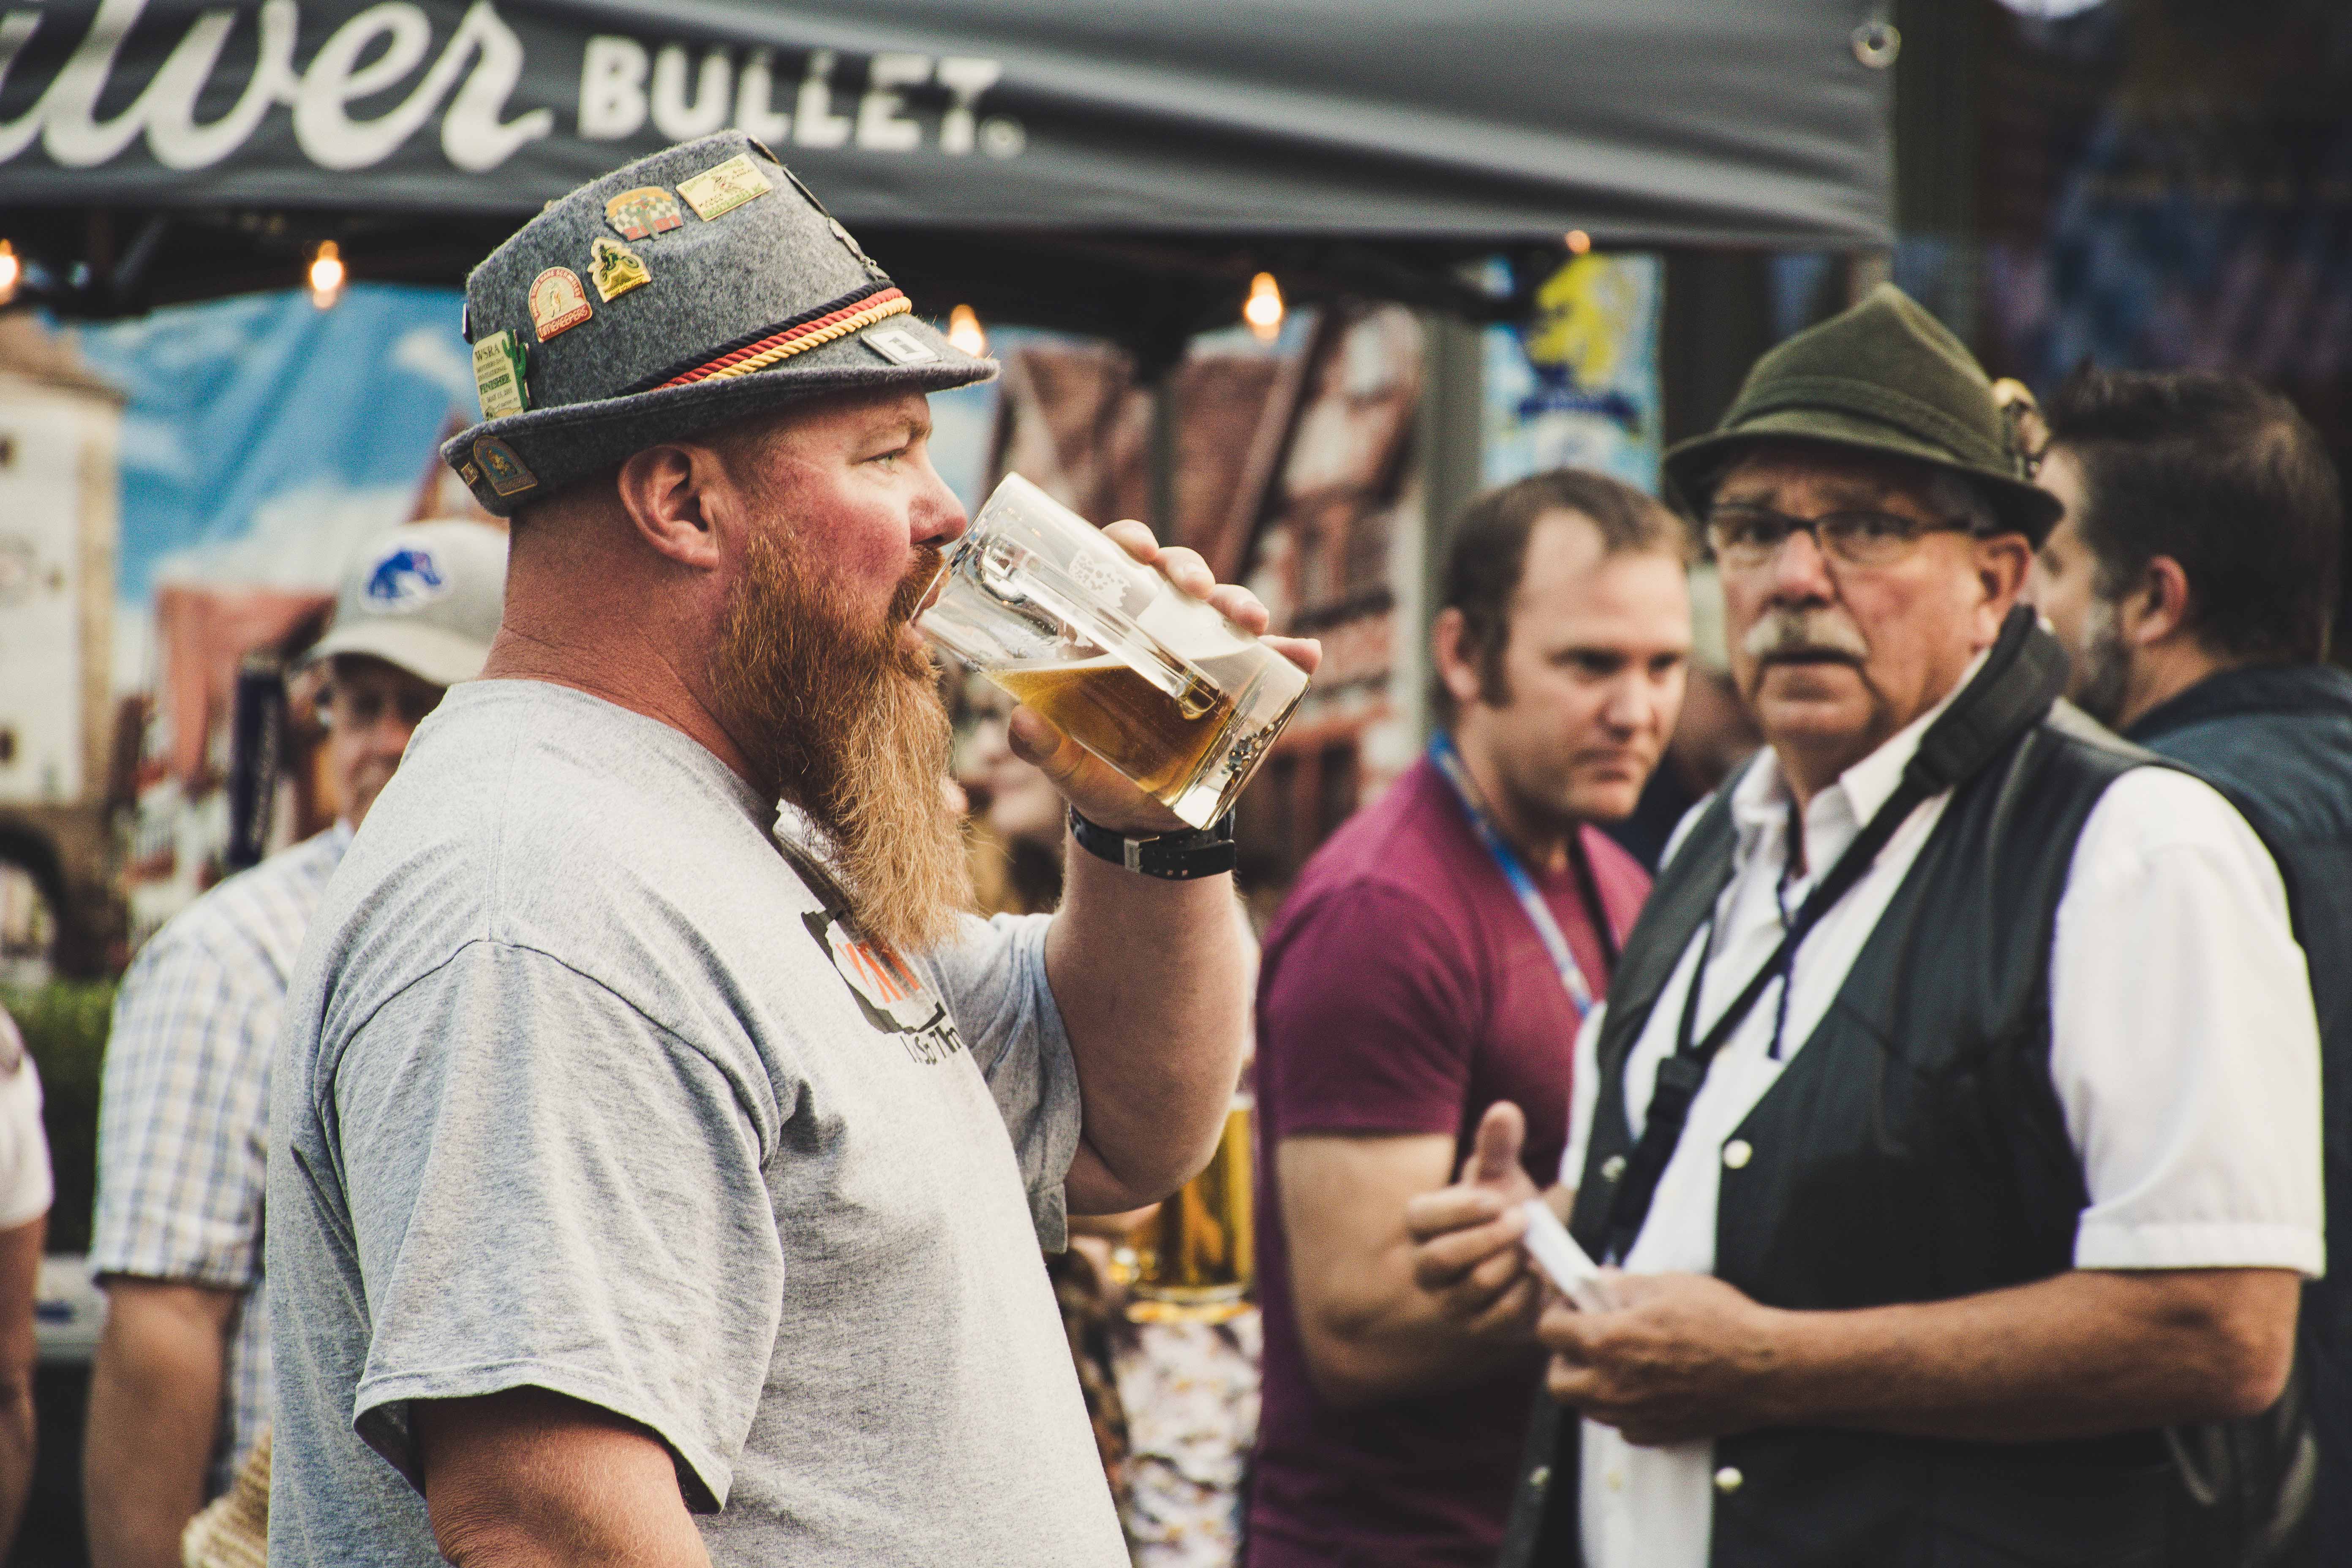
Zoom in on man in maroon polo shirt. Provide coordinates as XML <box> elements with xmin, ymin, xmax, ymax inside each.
<box><xmin>1251</xmin><ymin>469</ymin><xmax>1692</xmax><ymax>1567</ymax></box>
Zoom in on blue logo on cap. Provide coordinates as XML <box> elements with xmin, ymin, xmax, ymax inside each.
<box><xmin>365</xmin><ymin>547</ymin><xmax>446</xmax><ymax>611</ymax></box>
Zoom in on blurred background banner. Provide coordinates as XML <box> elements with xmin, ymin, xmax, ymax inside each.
<box><xmin>0</xmin><ymin>0</ymin><xmax>1891</xmax><ymax>247</ymax></box>
<box><xmin>76</xmin><ymin>286</ymin><xmax>475</xmax><ymax>700</ymax></box>
<box><xmin>0</xmin><ymin>289</ymin><xmax>475</xmax><ymax>990</ymax></box>
<box><xmin>1482</xmin><ymin>254</ymin><xmax>1663</xmax><ymax>495</ymax></box>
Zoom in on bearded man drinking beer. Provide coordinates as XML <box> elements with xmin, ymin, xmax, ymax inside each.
<box><xmin>265</xmin><ymin>133</ymin><xmax>1314</xmax><ymax>1568</ymax></box>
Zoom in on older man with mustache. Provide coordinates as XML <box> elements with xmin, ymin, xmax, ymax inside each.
<box><xmin>264</xmin><ymin>134</ymin><xmax>1311</xmax><ymax>1568</ymax></box>
<box><xmin>1407</xmin><ymin>286</ymin><xmax>2320</xmax><ymax>1568</ymax></box>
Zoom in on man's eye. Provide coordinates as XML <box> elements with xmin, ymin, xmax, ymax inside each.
<box><xmin>1839</xmin><ymin>512</ymin><xmax>1911</xmax><ymax>542</ymax></box>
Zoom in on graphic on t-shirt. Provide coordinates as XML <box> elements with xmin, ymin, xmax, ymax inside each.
<box><xmin>801</xmin><ymin>910</ymin><xmax>968</xmax><ymax>1065</ymax></box>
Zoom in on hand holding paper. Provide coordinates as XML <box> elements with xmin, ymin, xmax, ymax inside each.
<box><xmin>1518</xmin><ymin>1195</ymin><xmax>1618</xmax><ymax>1312</ymax></box>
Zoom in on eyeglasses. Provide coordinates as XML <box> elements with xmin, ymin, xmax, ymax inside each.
<box><xmin>1704</xmin><ymin>502</ymin><xmax>1969</xmax><ymax>572</ymax></box>
<box><xmin>318</xmin><ymin>682</ymin><xmax>439</xmax><ymax>733</ymax></box>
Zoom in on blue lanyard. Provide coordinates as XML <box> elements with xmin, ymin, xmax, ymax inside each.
<box><xmin>1428</xmin><ymin>734</ymin><xmax>1601</xmax><ymax>1020</ymax></box>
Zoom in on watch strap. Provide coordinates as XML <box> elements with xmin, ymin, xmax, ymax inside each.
<box><xmin>1068</xmin><ymin>808</ymin><xmax>1237</xmax><ymax>880</ymax></box>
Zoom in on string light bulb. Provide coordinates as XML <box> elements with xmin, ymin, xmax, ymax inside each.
<box><xmin>308</xmin><ymin>240</ymin><xmax>345</xmax><ymax>309</ymax></box>
<box><xmin>946</xmin><ymin>303</ymin><xmax>987</xmax><ymax>357</ymax></box>
<box><xmin>1244</xmin><ymin>272</ymin><xmax>1284</xmax><ymax>342</ymax></box>
<box><xmin>0</xmin><ymin>242</ymin><xmax>16</xmax><ymax>305</ymax></box>
<box><xmin>1565</xmin><ymin>229</ymin><xmax>1592</xmax><ymax>254</ymax></box>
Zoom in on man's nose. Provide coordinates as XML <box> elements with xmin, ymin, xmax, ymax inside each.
<box><xmin>912</xmin><ymin>460</ymin><xmax>969</xmax><ymax>550</ymax></box>
<box><xmin>369</xmin><ymin>718</ymin><xmax>419</xmax><ymax>757</ymax></box>
<box><xmin>1765</xmin><ymin>525</ymin><xmax>1838</xmax><ymax>604</ymax></box>
<box><xmin>1598</xmin><ymin>672</ymin><xmax>1654</xmax><ymax>734</ymax></box>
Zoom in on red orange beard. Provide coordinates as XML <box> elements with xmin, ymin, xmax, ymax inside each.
<box><xmin>710</xmin><ymin>531</ymin><xmax>972</xmax><ymax>955</ymax></box>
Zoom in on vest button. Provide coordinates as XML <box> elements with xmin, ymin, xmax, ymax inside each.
<box><xmin>1721</xmin><ymin>1139</ymin><xmax>1753</xmax><ymax>1170</ymax></box>
<box><xmin>1601</xmin><ymin>1154</ymin><xmax>1627</xmax><ymax>1181</ymax></box>
<box><xmin>1714</xmin><ymin>1465</ymin><xmax>1745</xmax><ymax>1494</ymax></box>
<box><xmin>1528</xmin><ymin>1465</ymin><xmax>1550</xmax><ymax>1492</ymax></box>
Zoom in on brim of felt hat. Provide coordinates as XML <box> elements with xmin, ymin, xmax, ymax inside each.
<box><xmin>442</xmin><ymin>314</ymin><xmax>995</xmax><ymax>517</ymax></box>
<box><xmin>1663</xmin><ymin>410</ymin><xmax>2063</xmax><ymax>548</ymax></box>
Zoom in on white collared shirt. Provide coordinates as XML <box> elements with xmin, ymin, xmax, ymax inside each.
<box><xmin>1561</xmin><ymin>689</ymin><xmax>2325</xmax><ymax>1568</ymax></box>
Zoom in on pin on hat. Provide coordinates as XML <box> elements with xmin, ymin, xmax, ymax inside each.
<box><xmin>589</xmin><ymin>237</ymin><xmax>650</xmax><ymax>303</ymax></box>
<box><xmin>303</xmin><ymin>520</ymin><xmax>509</xmax><ymax>689</ymax></box>
<box><xmin>443</xmin><ymin>131</ymin><xmax>995</xmax><ymax>517</ymax></box>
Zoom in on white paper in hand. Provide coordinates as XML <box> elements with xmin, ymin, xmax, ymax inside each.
<box><xmin>1519</xmin><ymin>1197</ymin><xmax>1614</xmax><ymax>1311</ymax></box>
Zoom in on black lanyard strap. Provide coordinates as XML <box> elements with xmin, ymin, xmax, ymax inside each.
<box><xmin>1603</xmin><ymin>765</ymin><xmax>1938</xmax><ymax>1262</ymax></box>
<box><xmin>1596</xmin><ymin>605</ymin><xmax>2070</xmax><ymax>1266</ymax></box>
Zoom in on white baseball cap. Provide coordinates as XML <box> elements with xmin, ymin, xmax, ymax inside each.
<box><xmin>303</xmin><ymin>520</ymin><xmax>508</xmax><ymax>689</ymax></box>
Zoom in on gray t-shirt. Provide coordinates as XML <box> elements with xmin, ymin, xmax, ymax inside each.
<box><xmin>265</xmin><ymin>680</ymin><xmax>1125</xmax><ymax>1566</ymax></box>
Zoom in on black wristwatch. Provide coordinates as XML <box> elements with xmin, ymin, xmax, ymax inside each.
<box><xmin>1067</xmin><ymin>807</ymin><xmax>1238</xmax><ymax>880</ymax></box>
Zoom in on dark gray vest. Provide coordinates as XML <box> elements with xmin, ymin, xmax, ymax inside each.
<box><xmin>1498</xmin><ymin>703</ymin><xmax>2175</xmax><ymax>1568</ymax></box>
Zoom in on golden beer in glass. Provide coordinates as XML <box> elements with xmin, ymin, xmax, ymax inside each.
<box><xmin>917</xmin><ymin>475</ymin><xmax>1308</xmax><ymax>829</ymax></box>
<box><xmin>1127</xmin><ymin>1094</ymin><xmax>1255</xmax><ymax>1323</ymax></box>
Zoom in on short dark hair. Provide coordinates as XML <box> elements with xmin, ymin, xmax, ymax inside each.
<box><xmin>1435</xmin><ymin>468</ymin><xmax>1689</xmax><ymax>724</ymax></box>
<box><xmin>2046</xmin><ymin>368</ymin><xmax>2342</xmax><ymax>664</ymax></box>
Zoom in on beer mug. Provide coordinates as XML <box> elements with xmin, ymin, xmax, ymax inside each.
<box><xmin>1126</xmin><ymin>1093</ymin><xmax>1255</xmax><ymax>1324</ymax></box>
<box><xmin>917</xmin><ymin>474</ymin><xmax>1309</xmax><ymax>830</ymax></box>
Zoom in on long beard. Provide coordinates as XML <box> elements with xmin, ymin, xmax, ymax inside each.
<box><xmin>710</xmin><ymin>531</ymin><xmax>972</xmax><ymax>955</ymax></box>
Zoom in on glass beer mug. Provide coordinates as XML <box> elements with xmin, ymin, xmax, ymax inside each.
<box><xmin>917</xmin><ymin>474</ymin><xmax>1310</xmax><ymax>830</ymax></box>
<box><xmin>1126</xmin><ymin>1092</ymin><xmax>1255</xmax><ymax>1324</ymax></box>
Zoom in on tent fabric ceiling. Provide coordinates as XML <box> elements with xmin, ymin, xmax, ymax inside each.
<box><xmin>0</xmin><ymin>0</ymin><xmax>1893</xmax><ymax>249</ymax></box>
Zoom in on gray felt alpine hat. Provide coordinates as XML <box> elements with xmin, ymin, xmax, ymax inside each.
<box><xmin>441</xmin><ymin>131</ymin><xmax>995</xmax><ymax>517</ymax></box>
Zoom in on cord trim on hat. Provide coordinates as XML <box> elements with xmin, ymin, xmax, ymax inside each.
<box><xmin>632</xmin><ymin>286</ymin><xmax>911</xmax><ymax>392</ymax></box>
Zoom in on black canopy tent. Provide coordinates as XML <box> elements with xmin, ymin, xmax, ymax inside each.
<box><xmin>0</xmin><ymin>0</ymin><xmax>1894</xmax><ymax>357</ymax></box>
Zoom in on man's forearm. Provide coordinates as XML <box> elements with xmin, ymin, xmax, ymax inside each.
<box><xmin>1761</xmin><ymin>1267</ymin><xmax>2299</xmax><ymax>1440</ymax></box>
<box><xmin>85</xmin><ymin>1281</ymin><xmax>234</xmax><ymax>1568</ymax></box>
<box><xmin>1311</xmin><ymin>1282</ymin><xmax>1540</xmax><ymax>1409</ymax></box>
<box><xmin>1046</xmin><ymin>844</ymin><xmax>1250</xmax><ymax>1212</ymax></box>
<box><xmin>0</xmin><ymin>1381</ymin><xmax>31</xmax><ymax>1551</ymax></box>
<box><xmin>0</xmin><ymin>1217</ymin><xmax>38</xmax><ymax>1553</ymax></box>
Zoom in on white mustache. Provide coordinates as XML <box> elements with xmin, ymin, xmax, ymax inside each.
<box><xmin>1742</xmin><ymin>608</ymin><xmax>1871</xmax><ymax>663</ymax></box>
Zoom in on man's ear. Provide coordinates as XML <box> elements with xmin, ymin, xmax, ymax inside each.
<box><xmin>613</xmin><ymin>443</ymin><xmax>733</xmax><ymax>571</ymax></box>
<box><xmin>1430</xmin><ymin>607</ymin><xmax>1485</xmax><ymax>709</ymax></box>
<box><xmin>1972</xmin><ymin>533</ymin><xmax>2034</xmax><ymax>633</ymax></box>
<box><xmin>2124</xmin><ymin>555</ymin><xmax>2195</xmax><ymax>648</ymax></box>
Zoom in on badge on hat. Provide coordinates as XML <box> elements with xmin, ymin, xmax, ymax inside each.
<box><xmin>473</xmin><ymin>436</ymin><xmax>539</xmax><ymax>498</ymax></box>
<box><xmin>865</xmin><ymin>326</ymin><xmax>941</xmax><ymax>366</ymax></box>
<box><xmin>678</xmin><ymin>154</ymin><xmax>773</xmax><ymax>222</ymax></box>
<box><xmin>589</xmin><ymin>237</ymin><xmax>651</xmax><ymax>304</ymax></box>
<box><xmin>528</xmin><ymin>268</ymin><xmax>593</xmax><ymax>342</ymax></box>
<box><xmin>604</xmin><ymin>186</ymin><xmax>684</xmax><ymax>242</ymax></box>
<box><xmin>471</xmin><ymin>330</ymin><xmax>529</xmax><ymax>419</ymax></box>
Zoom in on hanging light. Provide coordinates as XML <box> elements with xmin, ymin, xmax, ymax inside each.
<box><xmin>0</xmin><ymin>242</ymin><xmax>16</xmax><ymax>305</ymax></box>
<box><xmin>308</xmin><ymin>240</ymin><xmax>345</xmax><ymax>309</ymax></box>
<box><xmin>1244</xmin><ymin>272</ymin><xmax>1284</xmax><ymax>343</ymax></box>
<box><xmin>946</xmin><ymin>302</ymin><xmax>987</xmax><ymax>357</ymax></box>
<box><xmin>1564</xmin><ymin>229</ymin><xmax>1592</xmax><ymax>255</ymax></box>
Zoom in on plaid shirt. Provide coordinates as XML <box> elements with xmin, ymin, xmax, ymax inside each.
<box><xmin>92</xmin><ymin>824</ymin><xmax>349</xmax><ymax>1497</ymax></box>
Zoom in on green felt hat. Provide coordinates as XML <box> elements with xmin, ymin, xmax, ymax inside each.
<box><xmin>1662</xmin><ymin>283</ymin><xmax>2062</xmax><ymax>546</ymax></box>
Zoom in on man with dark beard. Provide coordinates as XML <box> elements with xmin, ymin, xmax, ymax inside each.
<box><xmin>265</xmin><ymin>133</ymin><xmax>1311</xmax><ymax>1568</ymax></box>
<box><xmin>2029</xmin><ymin>367</ymin><xmax>2352</xmax><ymax>1565</ymax></box>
